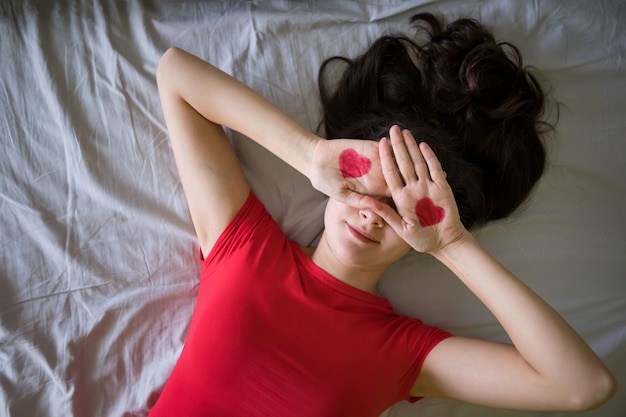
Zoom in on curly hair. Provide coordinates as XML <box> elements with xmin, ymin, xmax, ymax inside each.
<box><xmin>318</xmin><ymin>12</ymin><xmax>555</xmax><ymax>229</ymax></box>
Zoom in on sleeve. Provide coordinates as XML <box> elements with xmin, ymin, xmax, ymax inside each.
<box><xmin>200</xmin><ymin>191</ymin><xmax>275</xmax><ymax>269</ymax></box>
<box><xmin>401</xmin><ymin>320</ymin><xmax>453</xmax><ymax>403</ymax></box>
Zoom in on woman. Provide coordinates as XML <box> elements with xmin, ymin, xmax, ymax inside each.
<box><xmin>150</xmin><ymin>13</ymin><xmax>616</xmax><ymax>417</ymax></box>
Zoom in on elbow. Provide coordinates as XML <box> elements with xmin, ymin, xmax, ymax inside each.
<box><xmin>565</xmin><ymin>369</ymin><xmax>618</xmax><ymax>411</ymax></box>
<box><xmin>156</xmin><ymin>47</ymin><xmax>183</xmax><ymax>88</ymax></box>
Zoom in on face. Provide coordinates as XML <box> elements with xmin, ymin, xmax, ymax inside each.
<box><xmin>320</xmin><ymin>197</ymin><xmax>411</xmax><ymax>271</ymax></box>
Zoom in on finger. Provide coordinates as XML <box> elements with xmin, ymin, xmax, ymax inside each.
<box><xmin>369</xmin><ymin>200</ymin><xmax>405</xmax><ymax>232</ymax></box>
<box><xmin>378</xmin><ymin>138</ymin><xmax>405</xmax><ymax>191</ymax></box>
<box><xmin>402</xmin><ymin>130</ymin><xmax>430</xmax><ymax>182</ymax></box>
<box><xmin>419</xmin><ymin>142</ymin><xmax>446</xmax><ymax>183</ymax></box>
<box><xmin>337</xmin><ymin>189</ymin><xmax>382</xmax><ymax>210</ymax></box>
<box><xmin>389</xmin><ymin>126</ymin><xmax>418</xmax><ymax>184</ymax></box>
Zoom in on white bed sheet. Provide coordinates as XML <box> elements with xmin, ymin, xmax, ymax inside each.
<box><xmin>0</xmin><ymin>1</ymin><xmax>624</xmax><ymax>416</ymax></box>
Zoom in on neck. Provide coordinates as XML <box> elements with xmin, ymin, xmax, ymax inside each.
<box><xmin>307</xmin><ymin>241</ymin><xmax>386</xmax><ymax>296</ymax></box>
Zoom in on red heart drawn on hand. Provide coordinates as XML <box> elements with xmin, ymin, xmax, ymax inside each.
<box><xmin>339</xmin><ymin>149</ymin><xmax>372</xmax><ymax>178</ymax></box>
<box><xmin>415</xmin><ymin>198</ymin><xmax>446</xmax><ymax>227</ymax></box>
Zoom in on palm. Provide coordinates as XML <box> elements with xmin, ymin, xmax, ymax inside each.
<box><xmin>391</xmin><ymin>174</ymin><xmax>460</xmax><ymax>253</ymax></box>
<box><xmin>309</xmin><ymin>138</ymin><xmax>389</xmax><ymax>207</ymax></box>
<box><xmin>373</xmin><ymin>127</ymin><xmax>466</xmax><ymax>254</ymax></box>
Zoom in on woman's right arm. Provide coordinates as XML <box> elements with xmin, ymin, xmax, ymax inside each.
<box><xmin>157</xmin><ymin>48</ymin><xmax>320</xmax><ymax>182</ymax></box>
<box><xmin>156</xmin><ymin>48</ymin><xmax>390</xmax><ymax>255</ymax></box>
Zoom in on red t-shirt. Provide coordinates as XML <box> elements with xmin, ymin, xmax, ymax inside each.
<box><xmin>149</xmin><ymin>192</ymin><xmax>451</xmax><ymax>417</ymax></box>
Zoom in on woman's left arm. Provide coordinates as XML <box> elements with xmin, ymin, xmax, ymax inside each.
<box><xmin>373</xmin><ymin>126</ymin><xmax>617</xmax><ymax>411</ymax></box>
<box><xmin>413</xmin><ymin>236</ymin><xmax>617</xmax><ymax>411</ymax></box>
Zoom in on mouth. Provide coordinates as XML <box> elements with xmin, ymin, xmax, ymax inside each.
<box><xmin>347</xmin><ymin>224</ymin><xmax>379</xmax><ymax>243</ymax></box>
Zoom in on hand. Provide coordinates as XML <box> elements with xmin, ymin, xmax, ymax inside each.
<box><xmin>309</xmin><ymin>138</ymin><xmax>390</xmax><ymax>209</ymax></box>
<box><xmin>371</xmin><ymin>126</ymin><xmax>468</xmax><ymax>254</ymax></box>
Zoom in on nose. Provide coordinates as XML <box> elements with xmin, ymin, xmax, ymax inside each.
<box><xmin>359</xmin><ymin>208</ymin><xmax>384</xmax><ymax>227</ymax></box>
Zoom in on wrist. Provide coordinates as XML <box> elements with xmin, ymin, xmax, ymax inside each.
<box><xmin>300</xmin><ymin>133</ymin><xmax>323</xmax><ymax>179</ymax></box>
<box><xmin>275</xmin><ymin>125</ymin><xmax>321</xmax><ymax>178</ymax></box>
<box><xmin>430</xmin><ymin>228</ymin><xmax>475</xmax><ymax>262</ymax></box>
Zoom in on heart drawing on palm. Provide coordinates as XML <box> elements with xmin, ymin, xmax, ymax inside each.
<box><xmin>339</xmin><ymin>149</ymin><xmax>371</xmax><ymax>179</ymax></box>
<box><xmin>415</xmin><ymin>198</ymin><xmax>446</xmax><ymax>227</ymax></box>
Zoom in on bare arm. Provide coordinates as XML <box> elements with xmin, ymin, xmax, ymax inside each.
<box><xmin>412</xmin><ymin>235</ymin><xmax>616</xmax><ymax>410</ymax></box>
<box><xmin>158</xmin><ymin>47</ymin><xmax>320</xmax><ymax>180</ymax></box>
<box><xmin>157</xmin><ymin>47</ymin><xmax>256</xmax><ymax>256</ymax></box>
<box><xmin>156</xmin><ymin>47</ymin><xmax>392</xmax><ymax>255</ymax></box>
<box><xmin>373</xmin><ymin>127</ymin><xmax>617</xmax><ymax>411</ymax></box>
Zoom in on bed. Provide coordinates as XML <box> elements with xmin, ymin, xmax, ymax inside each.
<box><xmin>1</xmin><ymin>1</ymin><xmax>624</xmax><ymax>416</ymax></box>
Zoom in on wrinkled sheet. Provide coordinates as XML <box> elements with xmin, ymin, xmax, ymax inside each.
<box><xmin>0</xmin><ymin>1</ymin><xmax>624</xmax><ymax>416</ymax></box>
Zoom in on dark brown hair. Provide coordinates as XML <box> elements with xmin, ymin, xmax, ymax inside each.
<box><xmin>318</xmin><ymin>13</ymin><xmax>555</xmax><ymax>229</ymax></box>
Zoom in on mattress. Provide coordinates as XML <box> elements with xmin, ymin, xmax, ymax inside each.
<box><xmin>0</xmin><ymin>1</ymin><xmax>624</xmax><ymax>416</ymax></box>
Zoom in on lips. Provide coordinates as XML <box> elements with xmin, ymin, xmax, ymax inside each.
<box><xmin>347</xmin><ymin>224</ymin><xmax>378</xmax><ymax>243</ymax></box>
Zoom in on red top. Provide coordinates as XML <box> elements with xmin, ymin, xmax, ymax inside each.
<box><xmin>149</xmin><ymin>192</ymin><xmax>451</xmax><ymax>417</ymax></box>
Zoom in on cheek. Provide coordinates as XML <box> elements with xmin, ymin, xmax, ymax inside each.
<box><xmin>324</xmin><ymin>199</ymin><xmax>354</xmax><ymax>223</ymax></box>
<box><xmin>323</xmin><ymin>200</ymin><xmax>347</xmax><ymax>238</ymax></box>
<box><xmin>383</xmin><ymin>230</ymin><xmax>411</xmax><ymax>258</ymax></box>
<box><xmin>323</xmin><ymin>200</ymin><xmax>339</xmax><ymax>226</ymax></box>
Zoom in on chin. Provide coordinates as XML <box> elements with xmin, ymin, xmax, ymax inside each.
<box><xmin>335</xmin><ymin>243</ymin><xmax>391</xmax><ymax>271</ymax></box>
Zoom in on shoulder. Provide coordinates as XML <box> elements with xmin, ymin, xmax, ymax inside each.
<box><xmin>298</xmin><ymin>246</ymin><xmax>315</xmax><ymax>258</ymax></box>
<box><xmin>202</xmin><ymin>192</ymin><xmax>284</xmax><ymax>265</ymax></box>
